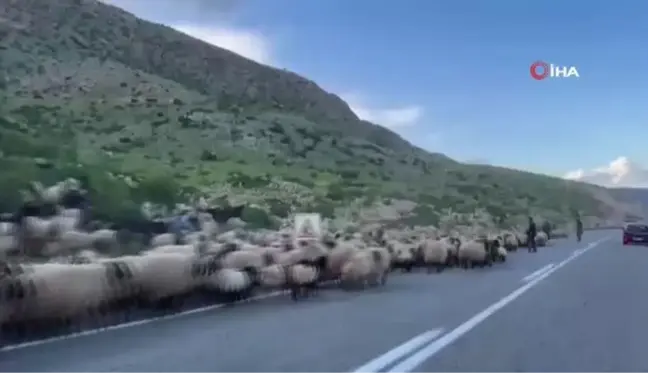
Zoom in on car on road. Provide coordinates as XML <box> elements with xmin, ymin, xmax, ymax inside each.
<box><xmin>622</xmin><ymin>222</ymin><xmax>648</xmax><ymax>245</ymax></box>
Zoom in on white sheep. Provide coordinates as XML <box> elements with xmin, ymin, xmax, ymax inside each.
<box><xmin>340</xmin><ymin>250</ymin><xmax>375</xmax><ymax>290</ymax></box>
<box><xmin>123</xmin><ymin>252</ymin><xmax>198</xmax><ymax>307</ymax></box>
<box><xmin>536</xmin><ymin>231</ymin><xmax>549</xmax><ymax>247</ymax></box>
<box><xmin>150</xmin><ymin>233</ymin><xmax>176</xmax><ymax>247</ymax></box>
<box><xmin>457</xmin><ymin>240</ymin><xmax>492</xmax><ymax>269</ymax></box>
<box><xmin>419</xmin><ymin>238</ymin><xmax>449</xmax><ymax>273</ymax></box>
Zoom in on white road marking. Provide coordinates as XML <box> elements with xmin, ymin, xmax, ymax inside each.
<box><xmin>522</xmin><ymin>263</ymin><xmax>555</xmax><ymax>283</ymax></box>
<box><xmin>385</xmin><ymin>236</ymin><xmax>611</xmax><ymax>373</ymax></box>
<box><xmin>351</xmin><ymin>328</ymin><xmax>444</xmax><ymax>373</ymax></box>
<box><xmin>0</xmin><ymin>280</ymin><xmax>340</xmax><ymax>353</ymax></box>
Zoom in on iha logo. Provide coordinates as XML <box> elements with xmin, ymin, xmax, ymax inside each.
<box><xmin>529</xmin><ymin>61</ymin><xmax>580</xmax><ymax>80</ymax></box>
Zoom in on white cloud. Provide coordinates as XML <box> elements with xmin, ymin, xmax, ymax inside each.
<box><xmin>564</xmin><ymin>157</ymin><xmax>648</xmax><ymax>188</ymax></box>
<box><xmin>172</xmin><ymin>25</ymin><xmax>273</xmax><ymax>64</ymax></box>
<box><xmin>341</xmin><ymin>94</ymin><xmax>423</xmax><ymax>129</ymax></box>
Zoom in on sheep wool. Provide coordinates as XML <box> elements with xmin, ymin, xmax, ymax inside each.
<box><xmin>204</xmin><ymin>268</ymin><xmax>254</xmax><ymax>293</ymax></box>
<box><xmin>366</xmin><ymin>246</ymin><xmax>390</xmax><ymax>285</ymax></box>
<box><xmin>457</xmin><ymin>240</ymin><xmax>492</xmax><ymax>268</ymax></box>
<box><xmin>340</xmin><ymin>251</ymin><xmax>374</xmax><ymax>289</ymax></box>
<box><xmin>419</xmin><ymin>239</ymin><xmax>449</xmax><ymax>273</ymax></box>
<box><xmin>326</xmin><ymin>243</ymin><xmax>358</xmax><ymax>278</ymax></box>
<box><xmin>536</xmin><ymin>232</ymin><xmax>548</xmax><ymax>247</ymax></box>
<box><xmin>220</xmin><ymin>250</ymin><xmax>265</xmax><ymax>271</ymax></box>
<box><xmin>151</xmin><ymin>233</ymin><xmax>176</xmax><ymax>248</ymax></box>
<box><xmin>258</xmin><ymin>264</ymin><xmax>287</xmax><ymax>289</ymax></box>
<box><xmin>126</xmin><ymin>253</ymin><xmax>196</xmax><ymax>304</ymax></box>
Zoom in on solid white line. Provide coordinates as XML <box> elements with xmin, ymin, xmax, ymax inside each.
<box><xmin>0</xmin><ymin>280</ymin><xmax>340</xmax><ymax>353</ymax></box>
<box><xmin>522</xmin><ymin>263</ymin><xmax>555</xmax><ymax>283</ymax></box>
<box><xmin>351</xmin><ymin>328</ymin><xmax>444</xmax><ymax>373</ymax></box>
<box><xmin>385</xmin><ymin>236</ymin><xmax>611</xmax><ymax>373</ymax></box>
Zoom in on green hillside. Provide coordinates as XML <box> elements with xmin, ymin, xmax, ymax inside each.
<box><xmin>0</xmin><ymin>0</ymin><xmax>639</xmax><ymax>228</ymax></box>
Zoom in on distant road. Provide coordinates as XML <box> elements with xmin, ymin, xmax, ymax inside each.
<box><xmin>7</xmin><ymin>230</ymin><xmax>648</xmax><ymax>372</ymax></box>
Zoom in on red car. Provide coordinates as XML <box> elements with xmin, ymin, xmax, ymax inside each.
<box><xmin>622</xmin><ymin>223</ymin><xmax>648</xmax><ymax>245</ymax></box>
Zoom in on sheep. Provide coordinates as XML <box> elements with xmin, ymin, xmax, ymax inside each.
<box><xmin>42</xmin><ymin>230</ymin><xmax>98</xmax><ymax>256</ymax></box>
<box><xmin>145</xmin><ymin>238</ymin><xmax>207</xmax><ymax>256</ymax></box>
<box><xmin>284</xmin><ymin>263</ymin><xmax>321</xmax><ymax>300</ymax></box>
<box><xmin>220</xmin><ymin>249</ymin><xmax>266</xmax><ymax>272</ymax></box>
<box><xmin>0</xmin><ymin>221</ymin><xmax>16</xmax><ymax>235</ymax></box>
<box><xmin>340</xmin><ymin>250</ymin><xmax>376</xmax><ymax>290</ymax></box>
<box><xmin>502</xmin><ymin>232</ymin><xmax>518</xmax><ymax>251</ymax></box>
<box><xmin>440</xmin><ymin>236</ymin><xmax>461</xmax><ymax>267</ymax></box>
<box><xmin>388</xmin><ymin>241</ymin><xmax>416</xmax><ymax>273</ymax></box>
<box><xmin>0</xmin><ymin>234</ymin><xmax>19</xmax><ymax>257</ymax></box>
<box><xmin>536</xmin><ymin>231</ymin><xmax>549</xmax><ymax>247</ymax></box>
<box><xmin>150</xmin><ymin>233</ymin><xmax>177</xmax><ymax>247</ymax></box>
<box><xmin>89</xmin><ymin>229</ymin><xmax>119</xmax><ymax>253</ymax></box>
<box><xmin>365</xmin><ymin>246</ymin><xmax>390</xmax><ymax>286</ymax></box>
<box><xmin>2</xmin><ymin>263</ymin><xmax>111</xmax><ymax>332</ymax></box>
<box><xmin>325</xmin><ymin>241</ymin><xmax>359</xmax><ymax>279</ymax></box>
<box><xmin>200</xmin><ymin>267</ymin><xmax>256</xmax><ymax>303</ymax></box>
<box><xmin>32</xmin><ymin>178</ymin><xmax>81</xmax><ymax>205</ymax></box>
<box><xmin>457</xmin><ymin>240</ymin><xmax>493</xmax><ymax>269</ymax></box>
<box><xmin>515</xmin><ymin>231</ymin><xmax>528</xmax><ymax>247</ymax></box>
<box><xmin>419</xmin><ymin>238</ymin><xmax>449</xmax><ymax>273</ymax></box>
<box><xmin>258</xmin><ymin>264</ymin><xmax>287</xmax><ymax>289</ymax></box>
<box><xmin>123</xmin><ymin>252</ymin><xmax>198</xmax><ymax>309</ymax></box>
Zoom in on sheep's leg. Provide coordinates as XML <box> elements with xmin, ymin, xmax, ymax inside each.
<box><xmin>436</xmin><ymin>263</ymin><xmax>445</xmax><ymax>273</ymax></box>
<box><xmin>380</xmin><ymin>271</ymin><xmax>389</xmax><ymax>286</ymax></box>
<box><xmin>290</xmin><ymin>286</ymin><xmax>299</xmax><ymax>301</ymax></box>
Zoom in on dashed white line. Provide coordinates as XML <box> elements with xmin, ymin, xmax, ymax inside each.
<box><xmin>522</xmin><ymin>263</ymin><xmax>555</xmax><ymax>283</ymax></box>
<box><xmin>384</xmin><ymin>236</ymin><xmax>611</xmax><ymax>372</ymax></box>
<box><xmin>351</xmin><ymin>328</ymin><xmax>444</xmax><ymax>373</ymax></box>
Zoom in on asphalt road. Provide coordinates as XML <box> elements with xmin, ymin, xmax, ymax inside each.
<box><xmin>2</xmin><ymin>230</ymin><xmax>640</xmax><ymax>372</ymax></box>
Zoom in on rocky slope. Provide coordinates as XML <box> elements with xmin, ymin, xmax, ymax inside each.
<box><xmin>0</xmin><ymin>0</ymin><xmax>640</xmax><ymax>228</ymax></box>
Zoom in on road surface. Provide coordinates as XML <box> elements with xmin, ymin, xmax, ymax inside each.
<box><xmin>3</xmin><ymin>230</ymin><xmax>645</xmax><ymax>372</ymax></box>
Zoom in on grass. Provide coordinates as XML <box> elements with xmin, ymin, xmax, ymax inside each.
<box><xmin>0</xmin><ymin>0</ymin><xmax>642</xmax><ymax>230</ymax></box>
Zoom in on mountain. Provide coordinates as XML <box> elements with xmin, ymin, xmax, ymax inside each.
<box><xmin>607</xmin><ymin>188</ymin><xmax>648</xmax><ymax>215</ymax></box>
<box><xmin>0</xmin><ymin>0</ymin><xmax>641</xmax><ymax>227</ymax></box>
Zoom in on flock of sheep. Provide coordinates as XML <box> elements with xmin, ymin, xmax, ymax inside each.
<box><xmin>0</xmin><ymin>178</ymin><xmax>552</xmax><ymax>344</ymax></box>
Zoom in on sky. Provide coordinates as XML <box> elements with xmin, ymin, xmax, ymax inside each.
<box><xmin>101</xmin><ymin>0</ymin><xmax>648</xmax><ymax>186</ymax></box>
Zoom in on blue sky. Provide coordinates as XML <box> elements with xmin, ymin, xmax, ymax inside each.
<box><xmin>103</xmin><ymin>0</ymin><xmax>648</xmax><ymax>181</ymax></box>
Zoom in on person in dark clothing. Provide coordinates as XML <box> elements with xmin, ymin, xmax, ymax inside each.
<box><xmin>576</xmin><ymin>217</ymin><xmax>583</xmax><ymax>242</ymax></box>
<box><xmin>526</xmin><ymin>217</ymin><xmax>538</xmax><ymax>252</ymax></box>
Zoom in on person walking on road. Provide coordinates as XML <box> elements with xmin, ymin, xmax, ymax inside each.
<box><xmin>526</xmin><ymin>216</ymin><xmax>538</xmax><ymax>252</ymax></box>
<box><xmin>576</xmin><ymin>217</ymin><xmax>583</xmax><ymax>242</ymax></box>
